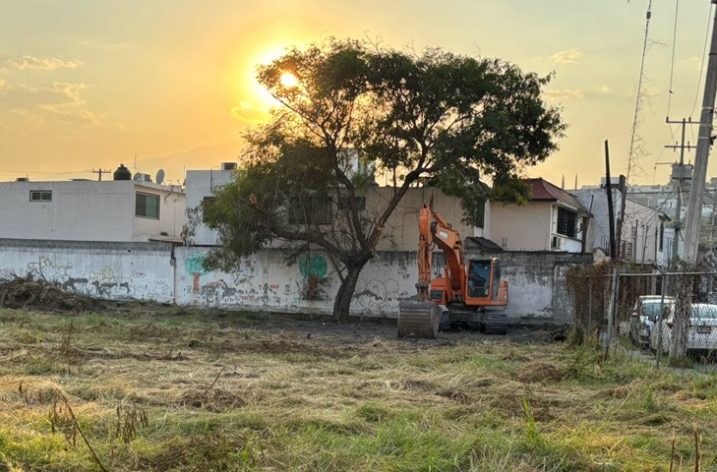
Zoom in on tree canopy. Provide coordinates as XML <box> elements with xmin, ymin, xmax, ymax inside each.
<box><xmin>203</xmin><ymin>39</ymin><xmax>565</xmax><ymax>320</ymax></box>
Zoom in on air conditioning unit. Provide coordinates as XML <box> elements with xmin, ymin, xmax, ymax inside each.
<box><xmin>221</xmin><ymin>162</ymin><xmax>237</xmax><ymax>171</ymax></box>
<box><xmin>551</xmin><ymin>236</ymin><xmax>561</xmax><ymax>250</ymax></box>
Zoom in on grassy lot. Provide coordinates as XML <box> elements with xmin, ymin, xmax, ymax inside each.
<box><xmin>0</xmin><ymin>306</ymin><xmax>716</xmax><ymax>471</ymax></box>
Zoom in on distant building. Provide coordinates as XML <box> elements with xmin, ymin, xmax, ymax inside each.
<box><xmin>575</xmin><ymin>181</ymin><xmax>671</xmax><ymax>265</ymax></box>
<box><xmin>484</xmin><ymin>178</ymin><xmax>589</xmax><ymax>253</ymax></box>
<box><xmin>184</xmin><ymin>164</ymin><xmax>472</xmax><ymax>251</ymax></box>
<box><xmin>0</xmin><ymin>170</ymin><xmax>185</xmax><ymax>242</ymax></box>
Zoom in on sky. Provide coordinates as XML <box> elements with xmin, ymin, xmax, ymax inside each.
<box><xmin>0</xmin><ymin>0</ymin><xmax>714</xmax><ymax>187</ymax></box>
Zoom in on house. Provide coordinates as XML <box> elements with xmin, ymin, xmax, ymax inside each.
<box><xmin>0</xmin><ymin>165</ymin><xmax>185</xmax><ymax>242</ymax></box>
<box><xmin>184</xmin><ymin>164</ymin><xmax>471</xmax><ymax>251</ymax></box>
<box><xmin>483</xmin><ymin>178</ymin><xmax>589</xmax><ymax>253</ymax></box>
<box><xmin>575</xmin><ymin>180</ymin><xmax>670</xmax><ymax>265</ymax></box>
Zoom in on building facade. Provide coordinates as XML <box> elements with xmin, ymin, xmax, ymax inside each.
<box><xmin>485</xmin><ymin>178</ymin><xmax>589</xmax><ymax>253</ymax></box>
<box><xmin>0</xmin><ymin>179</ymin><xmax>185</xmax><ymax>242</ymax></box>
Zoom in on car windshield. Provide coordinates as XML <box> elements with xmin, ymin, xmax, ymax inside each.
<box><xmin>690</xmin><ymin>305</ymin><xmax>717</xmax><ymax>320</ymax></box>
<box><xmin>642</xmin><ymin>302</ymin><xmax>670</xmax><ymax>321</ymax></box>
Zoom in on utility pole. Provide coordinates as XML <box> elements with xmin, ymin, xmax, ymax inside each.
<box><xmin>92</xmin><ymin>169</ymin><xmax>112</xmax><ymax>181</ymax></box>
<box><xmin>604</xmin><ymin>140</ymin><xmax>617</xmax><ymax>257</ymax></box>
<box><xmin>665</xmin><ymin>117</ymin><xmax>697</xmax><ymax>261</ymax></box>
<box><xmin>683</xmin><ymin>0</ymin><xmax>717</xmax><ymax>264</ymax></box>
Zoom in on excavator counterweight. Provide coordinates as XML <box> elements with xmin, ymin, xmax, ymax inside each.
<box><xmin>397</xmin><ymin>204</ymin><xmax>509</xmax><ymax>338</ymax></box>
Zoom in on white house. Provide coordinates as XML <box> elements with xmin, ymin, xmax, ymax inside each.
<box><xmin>575</xmin><ymin>179</ymin><xmax>671</xmax><ymax>265</ymax></box>
<box><xmin>0</xmin><ymin>173</ymin><xmax>185</xmax><ymax>242</ymax></box>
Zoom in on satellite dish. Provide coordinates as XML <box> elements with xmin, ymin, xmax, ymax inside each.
<box><xmin>156</xmin><ymin>169</ymin><xmax>165</xmax><ymax>185</ymax></box>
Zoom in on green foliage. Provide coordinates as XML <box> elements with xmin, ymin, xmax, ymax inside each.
<box><xmin>204</xmin><ymin>38</ymin><xmax>564</xmax><ymax>274</ymax></box>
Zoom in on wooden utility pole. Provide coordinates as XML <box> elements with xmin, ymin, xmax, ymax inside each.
<box><xmin>92</xmin><ymin>169</ymin><xmax>112</xmax><ymax>181</ymax></box>
<box><xmin>665</xmin><ymin>117</ymin><xmax>697</xmax><ymax>261</ymax></box>
<box><xmin>683</xmin><ymin>0</ymin><xmax>717</xmax><ymax>264</ymax></box>
<box><xmin>604</xmin><ymin>140</ymin><xmax>617</xmax><ymax>257</ymax></box>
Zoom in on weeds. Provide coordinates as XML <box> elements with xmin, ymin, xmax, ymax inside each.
<box><xmin>1</xmin><ymin>306</ymin><xmax>717</xmax><ymax>471</ymax></box>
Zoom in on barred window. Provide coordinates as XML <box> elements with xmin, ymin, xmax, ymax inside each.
<box><xmin>556</xmin><ymin>207</ymin><xmax>577</xmax><ymax>239</ymax></box>
<box><xmin>29</xmin><ymin>190</ymin><xmax>52</xmax><ymax>202</ymax></box>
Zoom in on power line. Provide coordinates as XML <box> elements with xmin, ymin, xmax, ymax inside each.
<box><xmin>666</xmin><ymin>0</ymin><xmax>680</xmax><ymax>118</ymax></box>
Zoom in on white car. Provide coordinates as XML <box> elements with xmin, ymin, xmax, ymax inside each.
<box><xmin>651</xmin><ymin>303</ymin><xmax>717</xmax><ymax>357</ymax></box>
<box><xmin>629</xmin><ymin>296</ymin><xmax>675</xmax><ymax>348</ymax></box>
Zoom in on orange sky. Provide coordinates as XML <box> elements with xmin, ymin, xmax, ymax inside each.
<box><xmin>0</xmin><ymin>0</ymin><xmax>714</xmax><ymax>187</ymax></box>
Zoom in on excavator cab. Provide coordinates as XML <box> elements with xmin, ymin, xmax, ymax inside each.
<box><xmin>465</xmin><ymin>258</ymin><xmax>508</xmax><ymax>307</ymax></box>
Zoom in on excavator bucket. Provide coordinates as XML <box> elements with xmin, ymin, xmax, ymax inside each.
<box><xmin>397</xmin><ymin>301</ymin><xmax>441</xmax><ymax>338</ymax></box>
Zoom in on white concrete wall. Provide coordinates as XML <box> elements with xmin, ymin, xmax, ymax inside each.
<box><xmin>132</xmin><ymin>183</ymin><xmax>186</xmax><ymax>241</ymax></box>
<box><xmin>0</xmin><ymin>239</ymin><xmax>173</xmax><ymax>302</ymax></box>
<box><xmin>487</xmin><ymin>201</ymin><xmax>554</xmax><ymax>251</ymax></box>
<box><xmin>0</xmin><ymin>181</ymin><xmax>135</xmax><ymax>241</ymax></box>
<box><xmin>184</xmin><ymin>170</ymin><xmax>235</xmax><ymax>245</ymax></box>
<box><xmin>0</xmin><ymin>238</ymin><xmax>587</xmax><ymax>324</ymax></box>
<box><xmin>174</xmin><ymin>247</ymin><xmax>417</xmax><ymax>317</ymax></box>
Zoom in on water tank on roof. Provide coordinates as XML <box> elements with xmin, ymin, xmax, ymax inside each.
<box><xmin>113</xmin><ymin>164</ymin><xmax>132</xmax><ymax>180</ymax></box>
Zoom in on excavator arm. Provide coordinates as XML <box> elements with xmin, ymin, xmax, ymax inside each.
<box><xmin>416</xmin><ymin>204</ymin><xmax>465</xmax><ymax>303</ymax></box>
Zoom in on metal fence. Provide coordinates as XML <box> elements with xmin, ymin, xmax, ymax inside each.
<box><xmin>566</xmin><ymin>263</ymin><xmax>717</xmax><ymax>367</ymax></box>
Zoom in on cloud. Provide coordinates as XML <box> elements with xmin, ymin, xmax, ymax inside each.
<box><xmin>544</xmin><ymin>88</ymin><xmax>584</xmax><ymax>101</ymax></box>
<box><xmin>230</xmin><ymin>100</ymin><xmax>269</xmax><ymax>124</ymax></box>
<box><xmin>550</xmin><ymin>48</ymin><xmax>584</xmax><ymax>65</ymax></box>
<box><xmin>596</xmin><ymin>85</ymin><xmax>612</xmax><ymax>95</ymax></box>
<box><xmin>0</xmin><ymin>80</ymin><xmax>103</xmax><ymax>127</ymax></box>
<box><xmin>2</xmin><ymin>55</ymin><xmax>81</xmax><ymax>71</ymax></box>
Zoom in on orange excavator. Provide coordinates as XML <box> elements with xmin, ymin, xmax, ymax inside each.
<box><xmin>397</xmin><ymin>204</ymin><xmax>509</xmax><ymax>338</ymax></box>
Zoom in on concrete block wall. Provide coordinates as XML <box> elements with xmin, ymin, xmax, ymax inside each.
<box><xmin>0</xmin><ymin>239</ymin><xmax>590</xmax><ymax>325</ymax></box>
<box><xmin>464</xmin><ymin>248</ymin><xmax>593</xmax><ymax>324</ymax></box>
<box><xmin>0</xmin><ymin>239</ymin><xmax>174</xmax><ymax>303</ymax></box>
<box><xmin>175</xmin><ymin>247</ymin><xmax>417</xmax><ymax>317</ymax></box>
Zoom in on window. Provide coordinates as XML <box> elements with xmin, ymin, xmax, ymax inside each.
<box><xmin>556</xmin><ymin>207</ymin><xmax>578</xmax><ymax>239</ymax></box>
<box><xmin>467</xmin><ymin>260</ymin><xmax>491</xmax><ymax>298</ymax></box>
<box><xmin>29</xmin><ymin>190</ymin><xmax>52</xmax><ymax>202</ymax></box>
<box><xmin>288</xmin><ymin>197</ymin><xmax>332</xmax><ymax>225</ymax></box>
<box><xmin>136</xmin><ymin>192</ymin><xmax>160</xmax><ymax>219</ymax></box>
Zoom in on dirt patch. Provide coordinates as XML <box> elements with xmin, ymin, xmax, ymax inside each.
<box><xmin>516</xmin><ymin>361</ymin><xmax>564</xmax><ymax>383</ymax></box>
<box><xmin>0</xmin><ymin>278</ymin><xmax>102</xmax><ymax>312</ymax></box>
<box><xmin>216</xmin><ymin>338</ymin><xmax>342</xmax><ymax>358</ymax></box>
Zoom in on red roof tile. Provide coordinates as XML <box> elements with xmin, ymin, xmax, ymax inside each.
<box><xmin>525</xmin><ymin>178</ymin><xmax>586</xmax><ymax>212</ymax></box>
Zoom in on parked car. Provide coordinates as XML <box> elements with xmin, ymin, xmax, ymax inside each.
<box><xmin>651</xmin><ymin>303</ymin><xmax>717</xmax><ymax>357</ymax></box>
<box><xmin>629</xmin><ymin>296</ymin><xmax>675</xmax><ymax>348</ymax></box>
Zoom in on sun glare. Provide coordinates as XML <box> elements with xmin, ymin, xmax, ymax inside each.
<box><xmin>280</xmin><ymin>71</ymin><xmax>299</xmax><ymax>89</ymax></box>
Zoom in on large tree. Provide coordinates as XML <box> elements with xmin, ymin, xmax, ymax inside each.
<box><xmin>203</xmin><ymin>40</ymin><xmax>564</xmax><ymax>322</ymax></box>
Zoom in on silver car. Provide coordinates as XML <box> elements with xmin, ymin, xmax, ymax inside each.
<box><xmin>652</xmin><ymin>303</ymin><xmax>717</xmax><ymax>357</ymax></box>
<box><xmin>629</xmin><ymin>296</ymin><xmax>675</xmax><ymax>348</ymax></box>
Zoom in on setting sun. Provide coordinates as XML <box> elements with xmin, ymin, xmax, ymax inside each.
<box><xmin>280</xmin><ymin>71</ymin><xmax>299</xmax><ymax>89</ymax></box>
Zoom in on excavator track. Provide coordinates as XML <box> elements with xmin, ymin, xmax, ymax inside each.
<box><xmin>397</xmin><ymin>301</ymin><xmax>441</xmax><ymax>338</ymax></box>
<box><xmin>446</xmin><ymin>307</ymin><xmax>508</xmax><ymax>335</ymax></box>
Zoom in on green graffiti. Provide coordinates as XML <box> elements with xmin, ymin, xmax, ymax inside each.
<box><xmin>299</xmin><ymin>253</ymin><xmax>328</xmax><ymax>279</ymax></box>
<box><xmin>185</xmin><ymin>253</ymin><xmax>207</xmax><ymax>275</ymax></box>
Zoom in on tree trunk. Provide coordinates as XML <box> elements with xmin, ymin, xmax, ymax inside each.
<box><xmin>670</xmin><ymin>277</ymin><xmax>693</xmax><ymax>359</ymax></box>
<box><xmin>332</xmin><ymin>261</ymin><xmax>366</xmax><ymax>323</ymax></box>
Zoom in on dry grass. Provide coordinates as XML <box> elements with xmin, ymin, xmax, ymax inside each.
<box><xmin>0</xmin><ymin>306</ymin><xmax>716</xmax><ymax>471</ymax></box>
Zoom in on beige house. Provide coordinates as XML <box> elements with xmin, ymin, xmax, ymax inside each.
<box><xmin>484</xmin><ymin>178</ymin><xmax>589</xmax><ymax>253</ymax></box>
